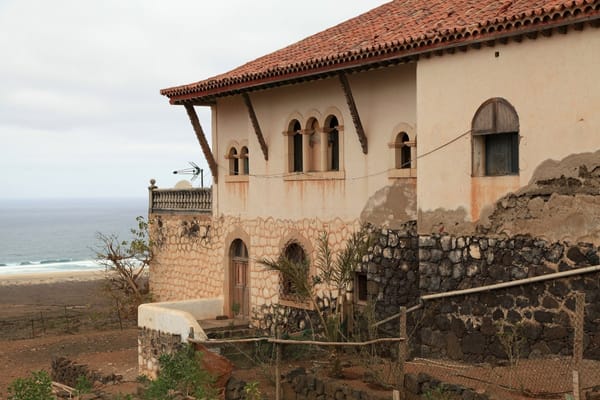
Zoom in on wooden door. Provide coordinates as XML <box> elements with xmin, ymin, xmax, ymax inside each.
<box><xmin>230</xmin><ymin>239</ymin><xmax>249</xmax><ymax>318</ymax></box>
<box><xmin>232</xmin><ymin>258</ymin><xmax>248</xmax><ymax>317</ymax></box>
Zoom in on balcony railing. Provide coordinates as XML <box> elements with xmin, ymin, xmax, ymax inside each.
<box><xmin>148</xmin><ymin>180</ymin><xmax>211</xmax><ymax>213</ymax></box>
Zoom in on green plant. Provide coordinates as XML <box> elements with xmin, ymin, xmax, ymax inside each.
<box><xmin>423</xmin><ymin>384</ymin><xmax>453</xmax><ymax>400</ymax></box>
<box><xmin>244</xmin><ymin>381</ymin><xmax>262</xmax><ymax>400</ymax></box>
<box><xmin>260</xmin><ymin>225</ymin><xmax>371</xmax><ymax>342</ymax></box>
<box><xmin>495</xmin><ymin>321</ymin><xmax>526</xmax><ymax>389</ymax></box>
<box><xmin>259</xmin><ymin>226</ymin><xmax>372</xmax><ymax>377</ymax></box>
<box><xmin>231</xmin><ymin>302</ymin><xmax>241</xmax><ymax>316</ymax></box>
<box><xmin>75</xmin><ymin>374</ymin><xmax>92</xmax><ymax>396</ymax></box>
<box><xmin>111</xmin><ymin>394</ymin><xmax>133</xmax><ymax>400</ymax></box>
<box><xmin>96</xmin><ymin>216</ymin><xmax>153</xmax><ymax>318</ymax></box>
<box><xmin>7</xmin><ymin>370</ymin><xmax>55</xmax><ymax>400</ymax></box>
<box><xmin>143</xmin><ymin>344</ymin><xmax>217</xmax><ymax>400</ymax></box>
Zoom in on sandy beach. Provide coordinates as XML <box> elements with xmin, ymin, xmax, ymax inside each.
<box><xmin>0</xmin><ymin>269</ymin><xmax>107</xmax><ymax>286</ymax></box>
<box><xmin>0</xmin><ymin>270</ymin><xmax>114</xmax><ymax>322</ymax></box>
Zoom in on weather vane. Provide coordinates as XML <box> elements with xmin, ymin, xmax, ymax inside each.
<box><xmin>173</xmin><ymin>162</ymin><xmax>204</xmax><ymax>187</ymax></box>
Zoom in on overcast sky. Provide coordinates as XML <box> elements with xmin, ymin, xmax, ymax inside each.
<box><xmin>0</xmin><ymin>1</ymin><xmax>388</xmax><ymax>200</ymax></box>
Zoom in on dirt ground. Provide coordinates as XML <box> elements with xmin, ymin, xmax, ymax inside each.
<box><xmin>3</xmin><ymin>275</ymin><xmax>591</xmax><ymax>399</ymax></box>
<box><xmin>0</xmin><ymin>275</ymin><xmax>139</xmax><ymax>397</ymax></box>
<box><xmin>0</xmin><ymin>328</ymin><xmax>140</xmax><ymax>397</ymax></box>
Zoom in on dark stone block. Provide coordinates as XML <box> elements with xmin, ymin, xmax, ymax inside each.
<box><xmin>501</xmin><ymin>252</ymin><xmax>514</xmax><ymax>266</ymax></box>
<box><xmin>534</xmin><ymin>310</ymin><xmax>553</xmax><ymax>323</ymax></box>
<box><xmin>451</xmin><ymin>317</ymin><xmax>466</xmax><ymax>338</ymax></box>
<box><xmin>547</xmin><ymin>339</ymin><xmax>566</xmax><ymax>354</ymax></box>
<box><xmin>515</xmin><ymin>296</ymin><xmax>529</xmax><ymax>307</ymax></box>
<box><xmin>404</xmin><ymin>373</ymin><xmax>421</xmax><ymax>394</ymax></box>
<box><xmin>488</xmin><ymin>337</ymin><xmax>506</xmax><ymax>359</ymax></box>
<box><xmin>492</xmin><ymin>308</ymin><xmax>504</xmax><ymax>320</ymax></box>
<box><xmin>586</xmin><ymin>252</ymin><xmax>600</xmax><ymax>265</ymax></box>
<box><xmin>472</xmin><ymin>302</ymin><xmax>486</xmax><ymax>316</ymax></box>
<box><xmin>500</xmin><ymin>295</ymin><xmax>514</xmax><ymax>309</ymax></box>
<box><xmin>447</xmin><ymin>332</ymin><xmax>463</xmax><ymax>360</ymax></box>
<box><xmin>522</xmin><ymin>322</ymin><xmax>542</xmax><ymax>340</ymax></box>
<box><xmin>480</xmin><ymin>292</ymin><xmax>499</xmax><ymax>308</ymax></box>
<box><xmin>544</xmin><ymin>326</ymin><xmax>568</xmax><ymax>340</ymax></box>
<box><xmin>549</xmin><ymin>281</ymin><xmax>569</xmax><ymax>297</ymax></box>
<box><xmin>462</xmin><ymin>332</ymin><xmax>486</xmax><ymax>354</ymax></box>
<box><xmin>480</xmin><ymin>317</ymin><xmax>496</xmax><ymax>336</ymax></box>
<box><xmin>507</xmin><ymin>310</ymin><xmax>522</xmax><ymax>323</ymax></box>
<box><xmin>567</xmin><ymin>246</ymin><xmax>588</xmax><ymax>263</ymax></box>
<box><xmin>529</xmin><ymin>341</ymin><xmax>551</xmax><ymax>358</ymax></box>
<box><xmin>434</xmin><ymin>314</ymin><xmax>451</xmax><ymax>331</ymax></box>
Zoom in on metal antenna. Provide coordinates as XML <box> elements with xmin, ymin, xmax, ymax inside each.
<box><xmin>173</xmin><ymin>162</ymin><xmax>204</xmax><ymax>187</ymax></box>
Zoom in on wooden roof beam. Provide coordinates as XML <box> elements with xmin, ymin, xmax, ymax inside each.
<box><xmin>184</xmin><ymin>103</ymin><xmax>218</xmax><ymax>183</ymax></box>
<box><xmin>338</xmin><ymin>72</ymin><xmax>368</xmax><ymax>154</ymax></box>
<box><xmin>242</xmin><ymin>93</ymin><xmax>269</xmax><ymax>160</ymax></box>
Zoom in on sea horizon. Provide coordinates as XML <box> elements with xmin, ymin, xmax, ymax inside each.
<box><xmin>0</xmin><ymin>197</ymin><xmax>147</xmax><ymax>275</ymax></box>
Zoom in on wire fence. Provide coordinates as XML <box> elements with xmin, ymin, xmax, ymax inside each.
<box><xmin>192</xmin><ymin>291</ymin><xmax>600</xmax><ymax>399</ymax></box>
<box><xmin>192</xmin><ymin>307</ymin><xmax>409</xmax><ymax>400</ymax></box>
<box><xmin>0</xmin><ymin>305</ymin><xmax>136</xmax><ymax>340</ymax></box>
<box><xmin>406</xmin><ymin>291</ymin><xmax>600</xmax><ymax>400</ymax></box>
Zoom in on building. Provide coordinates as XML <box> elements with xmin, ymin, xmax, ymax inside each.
<box><xmin>139</xmin><ymin>0</ymin><xmax>600</xmax><ymax>379</ymax></box>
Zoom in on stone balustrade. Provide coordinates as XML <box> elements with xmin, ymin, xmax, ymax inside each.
<box><xmin>148</xmin><ymin>179</ymin><xmax>211</xmax><ymax>213</ymax></box>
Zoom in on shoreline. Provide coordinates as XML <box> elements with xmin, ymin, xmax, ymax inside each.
<box><xmin>0</xmin><ymin>270</ymin><xmax>107</xmax><ymax>286</ymax></box>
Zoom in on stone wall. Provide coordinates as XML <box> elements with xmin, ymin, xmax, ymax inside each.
<box><xmin>149</xmin><ymin>212</ymin><xmax>360</xmax><ymax>319</ymax></box>
<box><xmin>416</xmin><ymin>234</ymin><xmax>600</xmax><ymax>362</ymax></box>
<box><xmin>359</xmin><ymin>222</ymin><xmax>420</xmax><ymax>330</ymax></box>
<box><xmin>138</xmin><ymin>327</ymin><xmax>182</xmax><ymax>378</ymax></box>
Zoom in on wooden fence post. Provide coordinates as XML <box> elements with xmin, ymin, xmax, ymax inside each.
<box><xmin>573</xmin><ymin>292</ymin><xmax>585</xmax><ymax>400</ymax></box>
<box><xmin>275</xmin><ymin>329</ymin><xmax>281</xmax><ymax>400</ymax></box>
<box><xmin>398</xmin><ymin>306</ymin><xmax>407</xmax><ymax>390</ymax></box>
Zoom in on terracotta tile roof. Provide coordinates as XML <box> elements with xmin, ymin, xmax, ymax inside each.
<box><xmin>161</xmin><ymin>0</ymin><xmax>600</xmax><ymax>103</ymax></box>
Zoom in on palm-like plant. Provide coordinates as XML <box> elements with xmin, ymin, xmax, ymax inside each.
<box><xmin>260</xmin><ymin>225</ymin><xmax>372</xmax><ymax>342</ymax></box>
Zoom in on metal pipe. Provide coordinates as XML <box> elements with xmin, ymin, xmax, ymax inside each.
<box><xmin>421</xmin><ymin>264</ymin><xmax>600</xmax><ymax>301</ymax></box>
<box><xmin>371</xmin><ymin>264</ymin><xmax>600</xmax><ymax>327</ymax></box>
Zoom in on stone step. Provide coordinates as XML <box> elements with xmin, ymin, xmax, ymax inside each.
<box><xmin>198</xmin><ymin>318</ymin><xmax>255</xmax><ymax>339</ymax></box>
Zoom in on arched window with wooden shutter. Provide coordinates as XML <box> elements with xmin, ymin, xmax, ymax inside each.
<box><xmin>472</xmin><ymin>98</ymin><xmax>519</xmax><ymax>176</ymax></box>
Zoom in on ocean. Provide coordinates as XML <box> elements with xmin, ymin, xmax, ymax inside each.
<box><xmin>0</xmin><ymin>198</ymin><xmax>147</xmax><ymax>275</ymax></box>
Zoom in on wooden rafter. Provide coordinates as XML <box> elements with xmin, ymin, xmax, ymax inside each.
<box><xmin>338</xmin><ymin>72</ymin><xmax>368</xmax><ymax>154</ymax></box>
<box><xmin>242</xmin><ymin>93</ymin><xmax>269</xmax><ymax>160</ymax></box>
<box><xmin>184</xmin><ymin>103</ymin><xmax>218</xmax><ymax>183</ymax></box>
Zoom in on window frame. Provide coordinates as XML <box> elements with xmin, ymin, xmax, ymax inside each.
<box><xmin>388</xmin><ymin>123</ymin><xmax>416</xmax><ymax>179</ymax></box>
<box><xmin>471</xmin><ymin>98</ymin><xmax>520</xmax><ymax>177</ymax></box>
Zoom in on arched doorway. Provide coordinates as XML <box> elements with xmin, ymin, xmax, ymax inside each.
<box><xmin>229</xmin><ymin>239</ymin><xmax>249</xmax><ymax>318</ymax></box>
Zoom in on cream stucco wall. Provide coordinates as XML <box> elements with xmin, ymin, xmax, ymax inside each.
<box><xmin>212</xmin><ymin>63</ymin><xmax>417</xmax><ymax>223</ymax></box>
<box><xmin>416</xmin><ymin>28</ymin><xmax>600</xmax><ymax>233</ymax></box>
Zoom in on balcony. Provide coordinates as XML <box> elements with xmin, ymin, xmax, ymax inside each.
<box><xmin>148</xmin><ymin>180</ymin><xmax>211</xmax><ymax>214</ymax></box>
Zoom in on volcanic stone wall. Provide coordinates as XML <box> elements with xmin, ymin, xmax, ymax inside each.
<box><xmin>359</xmin><ymin>222</ymin><xmax>420</xmax><ymax>329</ymax></box>
<box><xmin>416</xmin><ymin>234</ymin><xmax>600</xmax><ymax>362</ymax></box>
<box><xmin>138</xmin><ymin>327</ymin><xmax>182</xmax><ymax>378</ymax></box>
<box><xmin>251</xmin><ymin>222</ymin><xmax>420</xmax><ymax>335</ymax></box>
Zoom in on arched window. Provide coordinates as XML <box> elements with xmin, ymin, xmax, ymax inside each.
<box><xmin>281</xmin><ymin>242</ymin><xmax>308</xmax><ymax>300</ymax></box>
<box><xmin>240</xmin><ymin>146</ymin><xmax>249</xmax><ymax>175</ymax></box>
<box><xmin>288</xmin><ymin>120</ymin><xmax>303</xmax><ymax>172</ymax></box>
<box><xmin>325</xmin><ymin>116</ymin><xmax>339</xmax><ymax>171</ymax></box>
<box><xmin>395</xmin><ymin>132</ymin><xmax>411</xmax><ymax>169</ymax></box>
<box><xmin>228</xmin><ymin>147</ymin><xmax>239</xmax><ymax>175</ymax></box>
<box><xmin>472</xmin><ymin>98</ymin><xmax>519</xmax><ymax>176</ymax></box>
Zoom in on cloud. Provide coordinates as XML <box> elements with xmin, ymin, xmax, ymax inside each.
<box><xmin>0</xmin><ymin>0</ymin><xmax>388</xmax><ymax>198</ymax></box>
